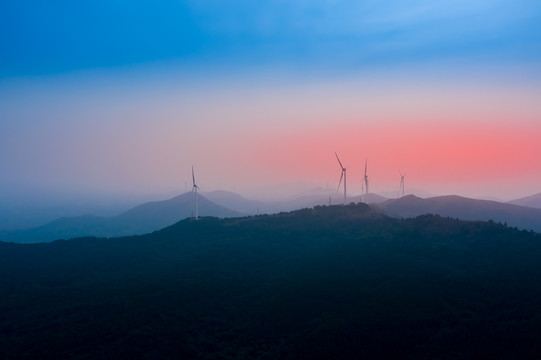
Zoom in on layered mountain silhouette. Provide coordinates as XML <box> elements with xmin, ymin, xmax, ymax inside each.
<box><xmin>508</xmin><ymin>192</ymin><xmax>541</xmax><ymax>209</ymax></box>
<box><xmin>204</xmin><ymin>189</ymin><xmax>387</xmax><ymax>215</ymax></box>
<box><xmin>379</xmin><ymin>194</ymin><xmax>541</xmax><ymax>232</ymax></box>
<box><xmin>0</xmin><ymin>192</ymin><xmax>241</xmax><ymax>243</ymax></box>
<box><xmin>5</xmin><ymin>190</ymin><xmax>541</xmax><ymax>244</ymax></box>
<box><xmin>2</xmin><ymin>204</ymin><xmax>541</xmax><ymax>359</ymax></box>
<box><xmin>203</xmin><ymin>190</ymin><xmax>268</xmax><ymax>214</ymax></box>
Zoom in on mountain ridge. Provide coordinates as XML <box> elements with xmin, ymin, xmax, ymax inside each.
<box><xmin>0</xmin><ymin>192</ymin><xmax>242</xmax><ymax>243</ymax></box>
<box><xmin>2</xmin><ymin>204</ymin><xmax>541</xmax><ymax>359</ymax></box>
<box><xmin>4</xmin><ymin>190</ymin><xmax>541</xmax><ymax>243</ymax></box>
<box><xmin>379</xmin><ymin>194</ymin><xmax>541</xmax><ymax>232</ymax></box>
<box><xmin>508</xmin><ymin>192</ymin><xmax>541</xmax><ymax>209</ymax></box>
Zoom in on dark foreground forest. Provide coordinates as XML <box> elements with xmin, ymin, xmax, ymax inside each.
<box><xmin>2</xmin><ymin>204</ymin><xmax>541</xmax><ymax>359</ymax></box>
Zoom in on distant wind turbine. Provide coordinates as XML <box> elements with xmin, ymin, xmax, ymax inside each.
<box><xmin>192</xmin><ymin>166</ymin><xmax>200</xmax><ymax>220</ymax></box>
<box><xmin>364</xmin><ymin>158</ymin><xmax>369</xmax><ymax>203</ymax></box>
<box><xmin>335</xmin><ymin>152</ymin><xmax>347</xmax><ymax>205</ymax></box>
<box><xmin>399</xmin><ymin>171</ymin><xmax>406</xmax><ymax>198</ymax></box>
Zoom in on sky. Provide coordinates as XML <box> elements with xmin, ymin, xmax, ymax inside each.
<box><xmin>1</xmin><ymin>0</ymin><xmax>541</xmax><ymax>207</ymax></box>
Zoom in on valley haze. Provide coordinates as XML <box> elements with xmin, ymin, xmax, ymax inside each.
<box><xmin>1</xmin><ymin>2</ymin><xmax>541</xmax><ymax>209</ymax></box>
<box><xmin>2</xmin><ymin>189</ymin><xmax>541</xmax><ymax>244</ymax></box>
<box><xmin>1</xmin><ymin>2</ymin><xmax>541</xmax><ymax>359</ymax></box>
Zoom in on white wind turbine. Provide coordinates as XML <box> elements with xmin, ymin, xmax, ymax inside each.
<box><xmin>192</xmin><ymin>166</ymin><xmax>200</xmax><ymax>220</ymax></box>
<box><xmin>399</xmin><ymin>171</ymin><xmax>406</xmax><ymax>198</ymax></box>
<box><xmin>363</xmin><ymin>158</ymin><xmax>369</xmax><ymax>203</ymax></box>
<box><xmin>335</xmin><ymin>152</ymin><xmax>347</xmax><ymax>205</ymax></box>
<box><xmin>361</xmin><ymin>177</ymin><xmax>364</xmax><ymax>202</ymax></box>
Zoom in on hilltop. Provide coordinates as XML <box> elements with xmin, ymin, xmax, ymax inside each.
<box><xmin>2</xmin><ymin>204</ymin><xmax>541</xmax><ymax>359</ymax></box>
<box><xmin>509</xmin><ymin>192</ymin><xmax>541</xmax><ymax>209</ymax></box>
<box><xmin>0</xmin><ymin>192</ymin><xmax>241</xmax><ymax>243</ymax></box>
<box><xmin>379</xmin><ymin>194</ymin><xmax>541</xmax><ymax>232</ymax></box>
<box><xmin>204</xmin><ymin>189</ymin><xmax>387</xmax><ymax>215</ymax></box>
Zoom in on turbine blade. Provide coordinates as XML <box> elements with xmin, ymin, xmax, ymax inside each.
<box><xmin>192</xmin><ymin>166</ymin><xmax>195</xmax><ymax>186</ymax></box>
<box><xmin>335</xmin><ymin>152</ymin><xmax>344</xmax><ymax>170</ymax></box>
<box><xmin>337</xmin><ymin>170</ymin><xmax>344</xmax><ymax>191</ymax></box>
<box><xmin>364</xmin><ymin>158</ymin><xmax>367</xmax><ymax>175</ymax></box>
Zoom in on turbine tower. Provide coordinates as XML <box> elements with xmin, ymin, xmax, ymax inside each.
<box><xmin>364</xmin><ymin>158</ymin><xmax>369</xmax><ymax>203</ymax></box>
<box><xmin>399</xmin><ymin>171</ymin><xmax>406</xmax><ymax>198</ymax></box>
<box><xmin>335</xmin><ymin>152</ymin><xmax>347</xmax><ymax>205</ymax></box>
<box><xmin>192</xmin><ymin>166</ymin><xmax>200</xmax><ymax>220</ymax></box>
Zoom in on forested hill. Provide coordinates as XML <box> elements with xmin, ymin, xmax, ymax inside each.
<box><xmin>0</xmin><ymin>192</ymin><xmax>242</xmax><ymax>243</ymax></box>
<box><xmin>2</xmin><ymin>204</ymin><xmax>541</xmax><ymax>359</ymax></box>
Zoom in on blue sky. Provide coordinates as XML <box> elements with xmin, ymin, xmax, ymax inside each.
<box><xmin>2</xmin><ymin>0</ymin><xmax>541</xmax><ymax>77</ymax></box>
<box><xmin>1</xmin><ymin>1</ymin><xmax>541</xmax><ymax>207</ymax></box>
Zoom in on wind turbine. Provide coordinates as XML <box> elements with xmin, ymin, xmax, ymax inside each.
<box><xmin>192</xmin><ymin>166</ymin><xmax>200</xmax><ymax>220</ymax></box>
<box><xmin>335</xmin><ymin>152</ymin><xmax>347</xmax><ymax>205</ymax></box>
<box><xmin>399</xmin><ymin>171</ymin><xmax>406</xmax><ymax>198</ymax></box>
<box><xmin>363</xmin><ymin>158</ymin><xmax>369</xmax><ymax>203</ymax></box>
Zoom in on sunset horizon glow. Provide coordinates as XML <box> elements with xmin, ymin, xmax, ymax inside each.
<box><xmin>1</xmin><ymin>1</ymin><xmax>541</xmax><ymax>210</ymax></box>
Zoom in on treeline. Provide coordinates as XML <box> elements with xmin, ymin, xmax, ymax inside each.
<box><xmin>1</xmin><ymin>204</ymin><xmax>541</xmax><ymax>359</ymax></box>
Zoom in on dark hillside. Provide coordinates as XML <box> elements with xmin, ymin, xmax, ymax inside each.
<box><xmin>379</xmin><ymin>194</ymin><xmax>541</xmax><ymax>232</ymax></box>
<box><xmin>2</xmin><ymin>204</ymin><xmax>541</xmax><ymax>359</ymax></box>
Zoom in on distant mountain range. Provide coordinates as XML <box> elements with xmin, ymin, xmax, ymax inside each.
<box><xmin>508</xmin><ymin>192</ymin><xmax>541</xmax><ymax>209</ymax></box>
<box><xmin>206</xmin><ymin>190</ymin><xmax>541</xmax><ymax>232</ymax></box>
<box><xmin>203</xmin><ymin>190</ymin><xmax>268</xmax><ymax>214</ymax></box>
<box><xmin>204</xmin><ymin>189</ymin><xmax>388</xmax><ymax>215</ymax></box>
<box><xmin>379</xmin><ymin>194</ymin><xmax>541</xmax><ymax>232</ymax></box>
<box><xmin>0</xmin><ymin>189</ymin><xmax>389</xmax><ymax>243</ymax></box>
<box><xmin>3</xmin><ymin>189</ymin><xmax>541</xmax><ymax>243</ymax></box>
<box><xmin>0</xmin><ymin>192</ymin><xmax>241</xmax><ymax>243</ymax></box>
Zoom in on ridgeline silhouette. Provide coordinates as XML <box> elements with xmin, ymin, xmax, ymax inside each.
<box><xmin>2</xmin><ymin>204</ymin><xmax>541</xmax><ymax>359</ymax></box>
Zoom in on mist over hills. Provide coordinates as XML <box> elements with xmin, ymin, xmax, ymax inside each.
<box><xmin>379</xmin><ymin>194</ymin><xmax>541</xmax><ymax>232</ymax></box>
<box><xmin>1</xmin><ymin>188</ymin><xmax>388</xmax><ymax>243</ymax></box>
<box><xmin>4</xmin><ymin>188</ymin><xmax>541</xmax><ymax>244</ymax></box>
<box><xmin>0</xmin><ymin>192</ymin><xmax>241</xmax><ymax>243</ymax></box>
<box><xmin>508</xmin><ymin>192</ymin><xmax>541</xmax><ymax>209</ymax></box>
<box><xmin>204</xmin><ymin>189</ymin><xmax>388</xmax><ymax>215</ymax></box>
<box><xmin>0</xmin><ymin>198</ymin><xmax>138</xmax><ymax>231</ymax></box>
<box><xmin>203</xmin><ymin>190</ymin><xmax>268</xmax><ymax>214</ymax></box>
<box><xmin>2</xmin><ymin>204</ymin><xmax>541</xmax><ymax>359</ymax></box>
